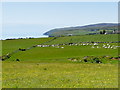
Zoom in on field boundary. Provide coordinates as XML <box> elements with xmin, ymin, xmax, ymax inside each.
<box><xmin>1</xmin><ymin>37</ymin><xmax>59</xmax><ymax>61</ymax></box>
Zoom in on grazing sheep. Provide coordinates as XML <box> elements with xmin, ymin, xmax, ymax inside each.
<box><xmin>91</xmin><ymin>46</ymin><xmax>95</xmax><ymax>48</ymax></box>
<box><xmin>86</xmin><ymin>43</ymin><xmax>89</xmax><ymax>45</ymax></box>
<box><xmin>104</xmin><ymin>46</ymin><xmax>108</xmax><ymax>48</ymax></box>
<box><xmin>97</xmin><ymin>46</ymin><xmax>100</xmax><ymax>48</ymax></box>
<box><xmin>93</xmin><ymin>43</ymin><xmax>98</xmax><ymax>46</ymax></box>
<box><xmin>37</xmin><ymin>45</ymin><xmax>42</xmax><ymax>47</ymax></box>
<box><xmin>51</xmin><ymin>45</ymin><xmax>55</xmax><ymax>47</ymax></box>
<box><xmin>107</xmin><ymin>45</ymin><xmax>111</xmax><ymax>48</ymax></box>
<box><xmin>83</xmin><ymin>43</ymin><xmax>86</xmax><ymax>46</ymax></box>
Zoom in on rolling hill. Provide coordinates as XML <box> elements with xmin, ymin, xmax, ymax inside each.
<box><xmin>2</xmin><ymin>29</ymin><xmax>119</xmax><ymax>88</ymax></box>
<box><xmin>44</xmin><ymin>23</ymin><xmax>118</xmax><ymax>37</ymax></box>
<box><xmin>1</xmin><ymin>34</ymin><xmax>119</xmax><ymax>61</ymax></box>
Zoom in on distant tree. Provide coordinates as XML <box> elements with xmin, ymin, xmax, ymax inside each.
<box><xmin>103</xmin><ymin>30</ymin><xmax>106</xmax><ymax>34</ymax></box>
<box><xmin>100</xmin><ymin>31</ymin><xmax>103</xmax><ymax>34</ymax></box>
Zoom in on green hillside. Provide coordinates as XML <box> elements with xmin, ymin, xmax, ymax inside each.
<box><xmin>2</xmin><ymin>37</ymin><xmax>53</xmax><ymax>55</ymax></box>
<box><xmin>2</xmin><ymin>34</ymin><xmax>119</xmax><ymax>88</ymax></box>
<box><xmin>2</xmin><ymin>34</ymin><xmax>119</xmax><ymax>62</ymax></box>
<box><xmin>2</xmin><ymin>34</ymin><xmax>119</xmax><ymax>55</ymax></box>
<box><xmin>45</xmin><ymin>34</ymin><xmax>119</xmax><ymax>45</ymax></box>
<box><xmin>44</xmin><ymin>23</ymin><xmax>118</xmax><ymax>37</ymax></box>
<box><xmin>7</xmin><ymin>44</ymin><xmax>118</xmax><ymax>62</ymax></box>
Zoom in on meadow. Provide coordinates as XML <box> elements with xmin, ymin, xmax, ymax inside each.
<box><xmin>2</xmin><ymin>62</ymin><xmax>118</xmax><ymax>88</ymax></box>
<box><xmin>2</xmin><ymin>37</ymin><xmax>53</xmax><ymax>55</ymax></box>
<box><xmin>5</xmin><ymin>44</ymin><xmax>118</xmax><ymax>62</ymax></box>
<box><xmin>2</xmin><ymin>34</ymin><xmax>118</xmax><ymax>55</ymax></box>
<box><xmin>45</xmin><ymin>34</ymin><xmax>118</xmax><ymax>45</ymax></box>
<box><xmin>1</xmin><ymin>34</ymin><xmax>119</xmax><ymax>88</ymax></box>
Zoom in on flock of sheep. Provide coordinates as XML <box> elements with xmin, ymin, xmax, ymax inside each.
<box><xmin>91</xmin><ymin>43</ymin><xmax>120</xmax><ymax>49</ymax></box>
<box><xmin>37</xmin><ymin>43</ymin><xmax>120</xmax><ymax>49</ymax></box>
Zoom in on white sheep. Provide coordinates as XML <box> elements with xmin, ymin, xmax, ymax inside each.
<box><xmin>91</xmin><ymin>46</ymin><xmax>95</xmax><ymax>48</ymax></box>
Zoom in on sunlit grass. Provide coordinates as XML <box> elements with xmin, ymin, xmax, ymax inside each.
<box><xmin>1</xmin><ymin>34</ymin><xmax>119</xmax><ymax>88</ymax></box>
<box><xmin>2</xmin><ymin>62</ymin><xmax>118</xmax><ymax>88</ymax></box>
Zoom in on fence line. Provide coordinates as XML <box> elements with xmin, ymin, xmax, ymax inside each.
<box><xmin>1</xmin><ymin>37</ymin><xmax>58</xmax><ymax>61</ymax></box>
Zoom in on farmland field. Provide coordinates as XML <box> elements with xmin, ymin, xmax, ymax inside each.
<box><xmin>2</xmin><ymin>62</ymin><xmax>118</xmax><ymax>88</ymax></box>
<box><xmin>45</xmin><ymin>34</ymin><xmax>118</xmax><ymax>45</ymax></box>
<box><xmin>1</xmin><ymin>34</ymin><xmax>119</xmax><ymax>88</ymax></box>
<box><xmin>2</xmin><ymin>34</ymin><xmax>118</xmax><ymax>55</ymax></box>
<box><xmin>2</xmin><ymin>37</ymin><xmax>53</xmax><ymax>55</ymax></box>
<box><xmin>4</xmin><ymin>44</ymin><xmax>118</xmax><ymax>62</ymax></box>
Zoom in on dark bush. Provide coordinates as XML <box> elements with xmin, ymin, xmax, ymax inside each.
<box><xmin>16</xmin><ymin>59</ymin><xmax>20</xmax><ymax>61</ymax></box>
<box><xmin>95</xmin><ymin>60</ymin><xmax>102</xmax><ymax>63</ymax></box>
<box><xmin>84</xmin><ymin>59</ymin><xmax>88</xmax><ymax>62</ymax></box>
<box><xmin>44</xmin><ymin>68</ymin><xmax>47</xmax><ymax>70</ymax></box>
<box><xmin>93</xmin><ymin>57</ymin><xmax>99</xmax><ymax>61</ymax></box>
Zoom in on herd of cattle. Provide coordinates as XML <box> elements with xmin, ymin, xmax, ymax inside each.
<box><xmin>36</xmin><ymin>42</ymin><xmax>120</xmax><ymax>49</ymax></box>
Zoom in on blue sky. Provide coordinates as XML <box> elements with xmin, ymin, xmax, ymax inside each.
<box><xmin>2</xmin><ymin>2</ymin><xmax>118</xmax><ymax>39</ymax></box>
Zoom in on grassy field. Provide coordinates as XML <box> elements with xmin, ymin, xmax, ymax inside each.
<box><xmin>6</xmin><ymin>44</ymin><xmax>118</xmax><ymax>62</ymax></box>
<box><xmin>2</xmin><ymin>37</ymin><xmax>53</xmax><ymax>55</ymax></box>
<box><xmin>45</xmin><ymin>34</ymin><xmax>118</xmax><ymax>45</ymax></box>
<box><xmin>2</xmin><ymin>62</ymin><xmax>118</xmax><ymax>88</ymax></box>
<box><xmin>1</xmin><ymin>34</ymin><xmax>119</xmax><ymax>88</ymax></box>
<box><xmin>2</xmin><ymin>34</ymin><xmax>118</xmax><ymax>55</ymax></box>
<box><xmin>45</xmin><ymin>34</ymin><xmax>118</xmax><ymax>44</ymax></box>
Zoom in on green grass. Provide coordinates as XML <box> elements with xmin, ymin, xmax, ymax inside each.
<box><xmin>46</xmin><ymin>34</ymin><xmax>118</xmax><ymax>45</ymax></box>
<box><xmin>2</xmin><ymin>34</ymin><xmax>119</xmax><ymax>55</ymax></box>
<box><xmin>2</xmin><ymin>37</ymin><xmax>53</xmax><ymax>55</ymax></box>
<box><xmin>51</xmin><ymin>29</ymin><xmax>98</xmax><ymax>36</ymax></box>
<box><xmin>2</xmin><ymin>34</ymin><xmax>119</xmax><ymax>88</ymax></box>
<box><xmin>2</xmin><ymin>62</ymin><xmax>118</xmax><ymax>88</ymax></box>
<box><xmin>7</xmin><ymin>45</ymin><xmax>118</xmax><ymax>62</ymax></box>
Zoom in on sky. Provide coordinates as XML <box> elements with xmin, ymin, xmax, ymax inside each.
<box><xmin>1</xmin><ymin>2</ymin><xmax>118</xmax><ymax>39</ymax></box>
